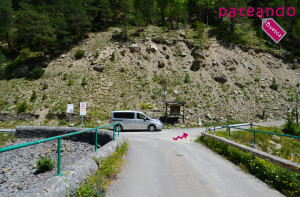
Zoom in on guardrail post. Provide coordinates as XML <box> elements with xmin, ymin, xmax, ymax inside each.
<box><xmin>206</xmin><ymin>123</ymin><xmax>207</xmax><ymax>132</ymax></box>
<box><xmin>213</xmin><ymin>125</ymin><xmax>216</xmax><ymax>135</ymax></box>
<box><xmin>227</xmin><ymin>127</ymin><xmax>231</xmax><ymax>140</ymax></box>
<box><xmin>250</xmin><ymin>123</ymin><xmax>253</xmax><ymax>129</ymax></box>
<box><xmin>55</xmin><ymin>138</ymin><xmax>62</xmax><ymax>176</ymax></box>
<box><xmin>113</xmin><ymin>125</ymin><xmax>116</xmax><ymax>141</ymax></box>
<box><xmin>95</xmin><ymin>129</ymin><xmax>98</xmax><ymax>152</ymax></box>
<box><xmin>252</xmin><ymin>131</ymin><xmax>257</xmax><ymax>149</ymax></box>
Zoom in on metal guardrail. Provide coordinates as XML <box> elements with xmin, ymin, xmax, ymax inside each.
<box><xmin>0</xmin><ymin>129</ymin><xmax>15</xmax><ymax>136</ymax></box>
<box><xmin>224</xmin><ymin>126</ymin><xmax>300</xmax><ymax>147</ymax></box>
<box><xmin>0</xmin><ymin>122</ymin><xmax>120</xmax><ymax>176</ymax></box>
<box><xmin>206</xmin><ymin>123</ymin><xmax>300</xmax><ymax>148</ymax></box>
<box><xmin>206</xmin><ymin>123</ymin><xmax>253</xmax><ymax>135</ymax></box>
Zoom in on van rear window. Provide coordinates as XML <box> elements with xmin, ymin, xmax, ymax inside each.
<box><xmin>113</xmin><ymin>112</ymin><xmax>134</xmax><ymax>119</ymax></box>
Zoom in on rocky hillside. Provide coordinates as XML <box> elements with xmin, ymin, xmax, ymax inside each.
<box><xmin>0</xmin><ymin>26</ymin><xmax>299</xmax><ymax>126</ymax></box>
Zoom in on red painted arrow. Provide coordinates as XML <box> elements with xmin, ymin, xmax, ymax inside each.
<box><xmin>173</xmin><ymin>132</ymin><xmax>188</xmax><ymax>140</ymax></box>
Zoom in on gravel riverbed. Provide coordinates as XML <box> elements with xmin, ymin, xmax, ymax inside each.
<box><xmin>0</xmin><ymin>138</ymin><xmax>96</xmax><ymax>197</ymax></box>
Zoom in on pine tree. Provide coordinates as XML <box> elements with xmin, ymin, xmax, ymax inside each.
<box><xmin>16</xmin><ymin>3</ymin><xmax>56</xmax><ymax>55</ymax></box>
<box><xmin>0</xmin><ymin>0</ymin><xmax>14</xmax><ymax>48</ymax></box>
<box><xmin>120</xmin><ymin>0</ymin><xmax>133</xmax><ymax>41</ymax></box>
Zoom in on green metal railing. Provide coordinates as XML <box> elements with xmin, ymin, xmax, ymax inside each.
<box><xmin>0</xmin><ymin>122</ymin><xmax>121</xmax><ymax>176</ymax></box>
<box><xmin>205</xmin><ymin>123</ymin><xmax>219</xmax><ymax>135</ymax></box>
<box><xmin>223</xmin><ymin>126</ymin><xmax>300</xmax><ymax>147</ymax></box>
<box><xmin>206</xmin><ymin>123</ymin><xmax>300</xmax><ymax>147</ymax></box>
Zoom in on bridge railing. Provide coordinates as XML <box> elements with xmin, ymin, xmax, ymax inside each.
<box><xmin>0</xmin><ymin>122</ymin><xmax>121</xmax><ymax>176</ymax></box>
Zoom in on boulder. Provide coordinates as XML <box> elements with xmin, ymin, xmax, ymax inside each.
<box><xmin>173</xmin><ymin>90</ymin><xmax>178</xmax><ymax>95</ymax></box>
<box><xmin>192</xmin><ymin>59</ymin><xmax>204</xmax><ymax>70</ymax></box>
<box><xmin>181</xmin><ymin>52</ymin><xmax>187</xmax><ymax>57</ymax></box>
<box><xmin>214</xmin><ymin>75</ymin><xmax>227</xmax><ymax>83</ymax></box>
<box><xmin>272</xmin><ymin>135</ymin><xmax>281</xmax><ymax>141</ymax></box>
<box><xmin>229</xmin><ymin>66</ymin><xmax>237</xmax><ymax>71</ymax></box>
<box><xmin>212</xmin><ymin>60</ymin><xmax>218</xmax><ymax>66</ymax></box>
<box><xmin>192</xmin><ymin>49</ymin><xmax>205</xmax><ymax>59</ymax></box>
<box><xmin>158</xmin><ymin>60</ymin><xmax>166</xmax><ymax>68</ymax></box>
<box><xmin>205</xmin><ymin>113</ymin><xmax>213</xmax><ymax>120</ymax></box>
<box><xmin>120</xmin><ymin>50</ymin><xmax>126</xmax><ymax>57</ymax></box>
<box><xmin>179</xmin><ymin>32</ymin><xmax>186</xmax><ymax>38</ymax></box>
<box><xmin>275</xmin><ymin>144</ymin><xmax>282</xmax><ymax>150</ymax></box>
<box><xmin>93</xmin><ymin>65</ymin><xmax>104</xmax><ymax>72</ymax></box>
<box><xmin>235</xmin><ymin>82</ymin><xmax>244</xmax><ymax>88</ymax></box>
<box><xmin>150</xmin><ymin>44</ymin><xmax>158</xmax><ymax>53</ymax></box>
<box><xmin>129</xmin><ymin>44</ymin><xmax>139</xmax><ymax>53</ymax></box>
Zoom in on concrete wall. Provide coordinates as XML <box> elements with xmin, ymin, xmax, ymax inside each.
<box><xmin>202</xmin><ymin>132</ymin><xmax>300</xmax><ymax>174</ymax></box>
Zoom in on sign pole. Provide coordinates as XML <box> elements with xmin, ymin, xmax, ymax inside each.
<box><xmin>82</xmin><ymin>116</ymin><xmax>84</xmax><ymax>125</ymax></box>
<box><xmin>67</xmin><ymin>104</ymin><xmax>74</xmax><ymax>125</ymax></box>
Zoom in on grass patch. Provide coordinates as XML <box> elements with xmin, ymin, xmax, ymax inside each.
<box><xmin>196</xmin><ymin>136</ymin><xmax>300</xmax><ymax>196</ymax></box>
<box><xmin>76</xmin><ymin>142</ymin><xmax>128</xmax><ymax>197</ymax></box>
<box><xmin>212</xmin><ymin>126</ymin><xmax>300</xmax><ymax>164</ymax></box>
<box><xmin>0</xmin><ymin>132</ymin><xmax>17</xmax><ymax>148</ymax></box>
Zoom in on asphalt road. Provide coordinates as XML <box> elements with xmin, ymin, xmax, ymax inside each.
<box><xmin>106</xmin><ymin>127</ymin><xmax>284</xmax><ymax>197</ymax></box>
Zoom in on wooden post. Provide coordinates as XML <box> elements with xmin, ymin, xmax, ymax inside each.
<box><xmin>183</xmin><ymin>104</ymin><xmax>185</xmax><ymax>123</ymax></box>
<box><xmin>165</xmin><ymin>103</ymin><xmax>168</xmax><ymax>123</ymax></box>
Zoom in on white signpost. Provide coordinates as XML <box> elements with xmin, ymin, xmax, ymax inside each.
<box><xmin>80</xmin><ymin>102</ymin><xmax>87</xmax><ymax>124</ymax></box>
<box><xmin>67</xmin><ymin>104</ymin><xmax>74</xmax><ymax>123</ymax></box>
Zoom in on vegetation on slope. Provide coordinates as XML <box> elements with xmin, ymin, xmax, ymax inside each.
<box><xmin>76</xmin><ymin>142</ymin><xmax>128</xmax><ymax>197</ymax></box>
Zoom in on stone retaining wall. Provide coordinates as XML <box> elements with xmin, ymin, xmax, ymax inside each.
<box><xmin>12</xmin><ymin>126</ymin><xmax>126</xmax><ymax>197</ymax></box>
<box><xmin>16</xmin><ymin>126</ymin><xmax>112</xmax><ymax>146</ymax></box>
<box><xmin>202</xmin><ymin>132</ymin><xmax>300</xmax><ymax>173</ymax></box>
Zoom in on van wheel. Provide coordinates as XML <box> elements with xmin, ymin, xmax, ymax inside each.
<box><xmin>148</xmin><ymin>125</ymin><xmax>156</xmax><ymax>132</ymax></box>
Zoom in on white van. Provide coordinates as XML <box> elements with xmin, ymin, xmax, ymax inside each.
<box><xmin>110</xmin><ymin>111</ymin><xmax>163</xmax><ymax>131</ymax></box>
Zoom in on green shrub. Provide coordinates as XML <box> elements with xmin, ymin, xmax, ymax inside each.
<box><xmin>16</xmin><ymin>101</ymin><xmax>27</xmax><ymax>113</ymax></box>
<box><xmin>30</xmin><ymin>91</ymin><xmax>37</xmax><ymax>102</ymax></box>
<box><xmin>197</xmin><ymin>136</ymin><xmax>300</xmax><ymax>196</ymax></box>
<box><xmin>184</xmin><ymin>73</ymin><xmax>190</xmax><ymax>83</ymax></box>
<box><xmin>68</xmin><ymin>79</ymin><xmax>75</xmax><ymax>86</ymax></box>
<box><xmin>4</xmin><ymin>48</ymin><xmax>30</xmax><ymax>75</ymax></box>
<box><xmin>141</xmin><ymin>102</ymin><xmax>153</xmax><ymax>110</ymax></box>
<box><xmin>255</xmin><ymin>77</ymin><xmax>260</xmax><ymax>82</ymax></box>
<box><xmin>0</xmin><ymin>49</ymin><xmax>6</xmax><ymax>64</ymax></box>
<box><xmin>81</xmin><ymin>77</ymin><xmax>88</xmax><ymax>86</ymax></box>
<box><xmin>297</xmin><ymin>83</ymin><xmax>300</xmax><ymax>88</ymax></box>
<box><xmin>42</xmin><ymin>84</ymin><xmax>48</xmax><ymax>90</ymax></box>
<box><xmin>42</xmin><ymin>93</ymin><xmax>47</xmax><ymax>100</ymax></box>
<box><xmin>270</xmin><ymin>78</ymin><xmax>279</xmax><ymax>91</ymax></box>
<box><xmin>284</xmin><ymin>109</ymin><xmax>300</xmax><ymax>136</ymax></box>
<box><xmin>141</xmin><ymin>102</ymin><xmax>147</xmax><ymax>109</ymax></box>
<box><xmin>93</xmin><ymin>51</ymin><xmax>99</xmax><ymax>58</ymax></box>
<box><xmin>27</xmin><ymin>66</ymin><xmax>45</xmax><ymax>79</ymax></box>
<box><xmin>110</xmin><ymin>52</ymin><xmax>115</xmax><ymax>61</ymax></box>
<box><xmin>74</xmin><ymin>49</ymin><xmax>85</xmax><ymax>59</ymax></box>
<box><xmin>120</xmin><ymin>92</ymin><xmax>125</xmax><ymax>97</ymax></box>
<box><xmin>62</xmin><ymin>73</ymin><xmax>67</xmax><ymax>80</ymax></box>
<box><xmin>36</xmin><ymin>156</ymin><xmax>54</xmax><ymax>172</ymax></box>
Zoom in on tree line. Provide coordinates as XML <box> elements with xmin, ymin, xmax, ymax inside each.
<box><xmin>0</xmin><ymin>0</ymin><xmax>299</xmax><ymax>63</ymax></box>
